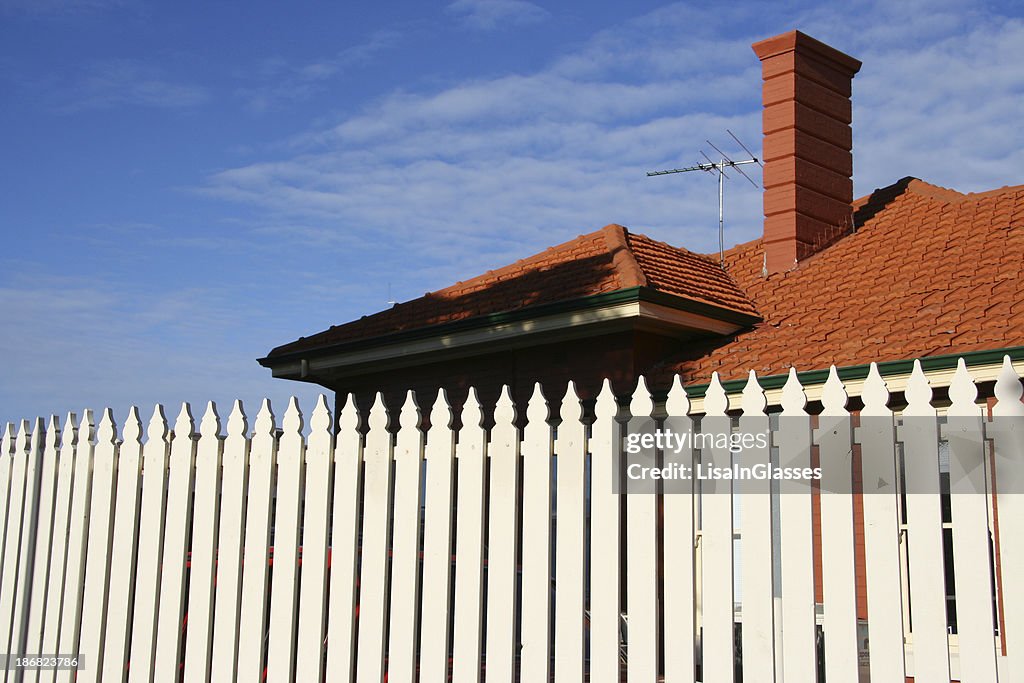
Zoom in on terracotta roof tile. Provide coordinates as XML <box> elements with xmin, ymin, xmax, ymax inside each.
<box><xmin>662</xmin><ymin>177</ymin><xmax>1024</xmax><ymax>384</ymax></box>
<box><xmin>268</xmin><ymin>224</ymin><xmax>756</xmax><ymax>357</ymax></box>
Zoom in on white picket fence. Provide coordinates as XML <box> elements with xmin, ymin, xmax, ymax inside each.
<box><xmin>0</xmin><ymin>357</ymin><xmax>1022</xmax><ymax>683</ymax></box>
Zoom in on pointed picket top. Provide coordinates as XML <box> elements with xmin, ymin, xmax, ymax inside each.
<box><xmin>254</xmin><ymin>399</ymin><xmax>276</xmax><ymax>437</ymax></box>
<box><xmin>494</xmin><ymin>385</ymin><xmax>517</xmax><ymax>428</ymax></box>
<box><xmin>666</xmin><ymin>375</ymin><xmax>691</xmax><ymax>416</ymax></box>
<box><xmin>173</xmin><ymin>402</ymin><xmax>195</xmax><ymax>441</ymax></box>
<box><xmin>62</xmin><ymin>412</ymin><xmax>79</xmax><ymax>449</ymax></box>
<box><xmin>200</xmin><ymin>402</ymin><xmax>222</xmax><ymax>439</ymax></box>
<box><xmin>526</xmin><ymin>383</ymin><xmax>550</xmax><ymax>425</ymax></box>
<box><xmin>227</xmin><ymin>401</ymin><xmax>247</xmax><ymax>438</ymax></box>
<box><xmin>311</xmin><ymin>394</ymin><xmax>332</xmax><ymax>434</ymax></box>
<box><xmin>861</xmin><ymin>363</ymin><xmax>892</xmax><ymax>417</ymax></box>
<box><xmin>948</xmin><ymin>359</ymin><xmax>981</xmax><ymax>417</ymax></box>
<box><xmin>339</xmin><ymin>394</ymin><xmax>361</xmax><ymax>434</ymax></box>
<box><xmin>740</xmin><ymin>370</ymin><xmax>767</xmax><ymax>416</ymax></box>
<box><xmin>16</xmin><ymin>419</ymin><xmax>30</xmax><ymax>454</ymax></box>
<box><xmin>630</xmin><ymin>375</ymin><xmax>654</xmax><ymax>418</ymax></box>
<box><xmin>993</xmin><ymin>355</ymin><xmax>1024</xmax><ymax>417</ymax></box>
<box><xmin>122</xmin><ymin>407</ymin><xmax>142</xmax><ymax>445</ymax></box>
<box><xmin>97</xmin><ymin>408</ymin><xmax>117</xmax><ymax>445</ymax></box>
<box><xmin>400</xmin><ymin>391</ymin><xmax>422</xmax><ymax>431</ymax></box>
<box><xmin>903</xmin><ymin>360</ymin><xmax>936</xmax><ymax>417</ymax></box>
<box><xmin>429</xmin><ymin>389</ymin><xmax>453</xmax><ymax>431</ymax></box>
<box><xmin>560</xmin><ymin>381</ymin><xmax>584</xmax><ymax>423</ymax></box>
<box><xmin>283</xmin><ymin>396</ymin><xmax>304</xmax><ymax>436</ymax></box>
<box><xmin>594</xmin><ymin>379</ymin><xmax>617</xmax><ymax>421</ymax></box>
<box><xmin>2</xmin><ymin>422</ymin><xmax>14</xmax><ymax>457</ymax></box>
<box><xmin>462</xmin><ymin>387</ymin><xmax>483</xmax><ymax>429</ymax></box>
<box><xmin>368</xmin><ymin>392</ymin><xmax>389</xmax><ymax>432</ymax></box>
<box><xmin>821</xmin><ymin>366</ymin><xmax>849</xmax><ymax>416</ymax></box>
<box><xmin>148</xmin><ymin>405</ymin><xmax>169</xmax><ymax>443</ymax></box>
<box><xmin>780</xmin><ymin>367</ymin><xmax>807</xmax><ymax>416</ymax></box>
<box><xmin>46</xmin><ymin>414</ymin><xmax>62</xmax><ymax>450</ymax></box>
<box><xmin>704</xmin><ymin>372</ymin><xmax>728</xmax><ymax>417</ymax></box>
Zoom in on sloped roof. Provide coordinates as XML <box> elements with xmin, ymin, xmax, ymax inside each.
<box><xmin>664</xmin><ymin>177</ymin><xmax>1024</xmax><ymax>383</ymax></box>
<box><xmin>268</xmin><ymin>223</ymin><xmax>757</xmax><ymax>358</ymax></box>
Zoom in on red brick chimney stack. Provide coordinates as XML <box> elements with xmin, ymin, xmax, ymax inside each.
<box><xmin>752</xmin><ymin>31</ymin><xmax>862</xmax><ymax>274</ymax></box>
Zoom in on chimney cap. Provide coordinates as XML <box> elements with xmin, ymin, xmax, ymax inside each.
<box><xmin>752</xmin><ymin>30</ymin><xmax>862</xmax><ymax>75</ymax></box>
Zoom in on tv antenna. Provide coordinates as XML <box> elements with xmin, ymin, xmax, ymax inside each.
<box><xmin>647</xmin><ymin>130</ymin><xmax>762</xmax><ymax>267</ymax></box>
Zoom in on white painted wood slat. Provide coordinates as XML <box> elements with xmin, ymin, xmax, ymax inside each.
<box><xmin>945</xmin><ymin>359</ymin><xmax>999</xmax><ymax>682</ymax></box>
<box><xmin>451</xmin><ymin>390</ymin><xmax>487</xmax><ymax>683</ymax></box>
<box><xmin>295</xmin><ymin>396</ymin><xmax>334</xmax><ymax>683</ymax></box>
<box><xmin>266</xmin><ymin>398</ymin><xmax>305</xmax><ymax>683</ymax></box>
<box><xmin>325</xmin><ymin>396</ymin><xmax>363</xmax><ymax>683</ymax></box>
<box><xmin>419</xmin><ymin>391</ymin><xmax>456</xmax><ymax>683</ymax></box>
<box><xmin>555</xmin><ymin>383</ymin><xmax>586</xmax><ymax>683</ymax></box>
<box><xmin>485</xmin><ymin>387</ymin><xmax>519</xmax><ymax>683</ymax></box>
<box><xmin>776</xmin><ymin>369</ymin><xmax>816</xmax><ymax>683</ymax></box>
<box><xmin>817</xmin><ymin>368</ymin><xmax>859</xmax><ymax>683</ymax></box>
<box><xmin>700</xmin><ymin>374</ymin><xmax>735</xmax><ymax>683</ymax></box>
<box><xmin>626</xmin><ymin>377</ymin><xmax>658</xmax><ymax>683</ymax></box>
<box><xmin>738</xmin><ymin>372</ymin><xmax>776</xmax><ymax>682</ymax></box>
<box><xmin>857</xmin><ymin>365</ymin><xmax>907</xmax><ymax>682</ymax></box>
<box><xmin>127</xmin><ymin>407</ymin><xmax>169</xmax><ymax>683</ymax></box>
<box><xmin>663</xmin><ymin>377</ymin><xmax>697</xmax><ymax>683</ymax></box>
<box><xmin>520</xmin><ymin>384</ymin><xmax>553</xmax><ymax>683</ymax></box>
<box><xmin>901</xmin><ymin>361</ymin><xmax>952</xmax><ymax>683</ymax></box>
<box><xmin>589</xmin><ymin>380</ymin><xmax>622</xmax><ymax>683</ymax></box>
<box><xmin>388</xmin><ymin>392</ymin><xmax>425</xmax><ymax>683</ymax></box>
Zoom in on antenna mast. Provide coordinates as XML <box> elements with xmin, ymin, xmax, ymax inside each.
<box><xmin>647</xmin><ymin>130</ymin><xmax>762</xmax><ymax>267</ymax></box>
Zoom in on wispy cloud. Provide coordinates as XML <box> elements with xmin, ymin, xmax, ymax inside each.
<box><xmin>59</xmin><ymin>59</ymin><xmax>208</xmax><ymax>112</ymax></box>
<box><xmin>446</xmin><ymin>0</ymin><xmax>549</xmax><ymax>31</ymax></box>
<box><xmin>236</xmin><ymin>29</ymin><xmax>401</xmax><ymax>113</ymax></box>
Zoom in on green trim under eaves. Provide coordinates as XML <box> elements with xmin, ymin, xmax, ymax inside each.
<box><xmin>680</xmin><ymin>345</ymin><xmax>1024</xmax><ymax>399</ymax></box>
<box><xmin>260</xmin><ymin>285</ymin><xmax>761</xmax><ymax>366</ymax></box>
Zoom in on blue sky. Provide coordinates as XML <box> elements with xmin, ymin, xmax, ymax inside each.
<box><xmin>2</xmin><ymin>0</ymin><xmax>1023</xmax><ymax>425</ymax></box>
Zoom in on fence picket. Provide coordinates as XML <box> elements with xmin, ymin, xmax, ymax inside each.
<box><xmin>210</xmin><ymin>402</ymin><xmax>249</xmax><ymax>683</ymax></box>
<box><xmin>700</xmin><ymin>373</ymin><xmax>735</xmax><ymax>683</ymax></box>
<box><xmin>388</xmin><ymin>392</ymin><xmax>425</xmax><ymax>683</ymax></box>
<box><xmin>901</xmin><ymin>361</ymin><xmax>952</xmax><ymax>682</ymax></box>
<box><xmin>738</xmin><ymin>371</ymin><xmax>776</xmax><ymax>681</ymax></box>
<box><xmin>945</xmin><ymin>359</ymin><xmax>999</xmax><ymax>682</ymax></box>
<box><xmin>355</xmin><ymin>394</ymin><xmax>394</xmax><ymax>683</ymax></box>
<box><xmin>776</xmin><ymin>369</ymin><xmax>816</xmax><ymax>682</ymax></box>
<box><xmin>451</xmin><ymin>389</ymin><xmax>487</xmax><ymax>683</ymax></box>
<box><xmin>520</xmin><ymin>384</ymin><xmax>553</xmax><ymax>683</ymax></box>
<box><xmin>56</xmin><ymin>411</ymin><xmax>93</xmax><ymax>683</ymax></box>
<box><xmin>267</xmin><ymin>398</ymin><xmax>305</xmax><ymax>683</ymax></box>
<box><xmin>626</xmin><ymin>377</ymin><xmax>658</xmax><ymax>682</ymax></box>
<box><xmin>0</xmin><ymin>424</ymin><xmax>15</xmax><ymax>601</ymax></box>
<box><xmin>40</xmin><ymin>413</ymin><xmax>78</xmax><ymax>683</ymax></box>
<box><xmin>76</xmin><ymin>412</ymin><xmax>118</xmax><ymax>683</ymax></box>
<box><xmin>237</xmin><ymin>401</ymin><xmax>276</xmax><ymax>683</ymax></box>
<box><xmin>24</xmin><ymin>417</ymin><xmax>60</xmax><ymax>683</ymax></box>
<box><xmin>0</xmin><ymin>421</ymin><xmax>28</xmax><ymax>669</ymax></box>
<box><xmin>817</xmin><ymin>367</ymin><xmax>859</xmax><ymax>683</ymax></box>
<box><xmin>100</xmin><ymin>409</ymin><xmax>143</xmax><ymax>683</ymax></box>
<box><xmin>663</xmin><ymin>376</ymin><xmax>697</xmax><ymax>683</ymax></box>
<box><xmin>295</xmin><ymin>396</ymin><xmax>333</xmax><ymax>683</ymax></box>
<box><xmin>485</xmin><ymin>387</ymin><xmax>519</xmax><ymax>683</ymax></box>
<box><xmin>325</xmin><ymin>396</ymin><xmax>363</xmax><ymax>683</ymax></box>
<box><xmin>555</xmin><ymin>382</ymin><xmax>586</xmax><ymax>683</ymax></box>
<box><xmin>420</xmin><ymin>391</ymin><xmax>455</xmax><ymax>683</ymax></box>
<box><xmin>183</xmin><ymin>403</ymin><xmax>223</xmax><ymax>683</ymax></box>
<box><xmin>857</xmin><ymin>365</ymin><xmax>907</xmax><ymax>682</ymax></box>
<box><xmin>127</xmin><ymin>407</ymin><xmax>169</xmax><ymax>683</ymax></box>
<box><xmin>992</xmin><ymin>356</ymin><xmax>1024</xmax><ymax>680</ymax></box>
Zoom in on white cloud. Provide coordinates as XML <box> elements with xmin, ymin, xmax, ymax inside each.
<box><xmin>59</xmin><ymin>60</ymin><xmax>208</xmax><ymax>112</ymax></box>
<box><xmin>446</xmin><ymin>0</ymin><xmax>548</xmax><ymax>31</ymax></box>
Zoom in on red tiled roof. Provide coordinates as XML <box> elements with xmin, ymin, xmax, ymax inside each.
<box><xmin>268</xmin><ymin>224</ymin><xmax>756</xmax><ymax>357</ymax></box>
<box><xmin>664</xmin><ymin>177</ymin><xmax>1024</xmax><ymax>383</ymax></box>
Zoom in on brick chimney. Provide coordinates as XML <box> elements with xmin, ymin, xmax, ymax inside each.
<box><xmin>752</xmin><ymin>31</ymin><xmax>861</xmax><ymax>274</ymax></box>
